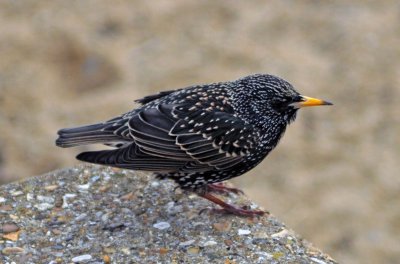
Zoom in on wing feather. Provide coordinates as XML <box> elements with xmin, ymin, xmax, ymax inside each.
<box><xmin>127</xmin><ymin>104</ymin><xmax>259</xmax><ymax>171</ymax></box>
<box><xmin>75</xmin><ymin>102</ymin><xmax>259</xmax><ymax>173</ymax></box>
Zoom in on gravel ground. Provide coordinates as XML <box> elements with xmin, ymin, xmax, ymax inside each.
<box><xmin>0</xmin><ymin>165</ymin><xmax>335</xmax><ymax>263</ymax></box>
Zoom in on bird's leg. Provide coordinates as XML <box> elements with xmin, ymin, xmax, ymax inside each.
<box><xmin>206</xmin><ymin>182</ymin><xmax>244</xmax><ymax>195</ymax></box>
<box><xmin>196</xmin><ymin>187</ymin><xmax>265</xmax><ymax>217</ymax></box>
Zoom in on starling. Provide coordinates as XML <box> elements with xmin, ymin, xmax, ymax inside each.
<box><xmin>56</xmin><ymin>74</ymin><xmax>332</xmax><ymax>216</ymax></box>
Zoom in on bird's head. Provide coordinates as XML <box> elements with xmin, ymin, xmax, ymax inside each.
<box><xmin>231</xmin><ymin>74</ymin><xmax>332</xmax><ymax>127</ymax></box>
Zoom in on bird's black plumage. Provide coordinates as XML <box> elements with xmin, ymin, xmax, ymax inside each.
<box><xmin>56</xmin><ymin>74</ymin><xmax>331</xmax><ymax>216</ymax></box>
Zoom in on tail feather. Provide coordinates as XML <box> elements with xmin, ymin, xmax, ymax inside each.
<box><xmin>57</xmin><ymin>123</ymin><xmax>105</xmax><ymax>135</ymax></box>
<box><xmin>56</xmin><ymin>123</ymin><xmax>121</xmax><ymax>148</ymax></box>
<box><xmin>76</xmin><ymin>144</ymin><xmax>185</xmax><ymax>171</ymax></box>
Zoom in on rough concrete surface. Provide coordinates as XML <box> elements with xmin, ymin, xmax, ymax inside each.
<box><xmin>0</xmin><ymin>165</ymin><xmax>335</xmax><ymax>264</ymax></box>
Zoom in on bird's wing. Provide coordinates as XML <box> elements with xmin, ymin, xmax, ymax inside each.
<box><xmin>129</xmin><ymin>104</ymin><xmax>259</xmax><ymax>171</ymax></box>
<box><xmin>76</xmin><ymin>103</ymin><xmax>259</xmax><ymax>172</ymax></box>
<box><xmin>76</xmin><ymin>104</ymin><xmax>194</xmax><ymax>172</ymax></box>
<box><xmin>127</xmin><ymin>104</ymin><xmax>193</xmax><ymax>161</ymax></box>
<box><xmin>170</xmin><ymin>106</ymin><xmax>259</xmax><ymax>170</ymax></box>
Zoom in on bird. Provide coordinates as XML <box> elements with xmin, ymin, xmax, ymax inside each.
<box><xmin>56</xmin><ymin>74</ymin><xmax>332</xmax><ymax>217</ymax></box>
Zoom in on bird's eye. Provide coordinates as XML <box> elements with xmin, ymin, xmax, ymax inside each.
<box><xmin>292</xmin><ymin>95</ymin><xmax>303</xmax><ymax>103</ymax></box>
<box><xmin>271</xmin><ymin>100</ymin><xmax>289</xmax><ymax>112</ymax></box>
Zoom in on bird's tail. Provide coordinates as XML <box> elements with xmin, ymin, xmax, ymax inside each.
<box><xmin>56</xmin><ymin>123</ymin><xmax>120</xmax><ymax>148</ymax></box>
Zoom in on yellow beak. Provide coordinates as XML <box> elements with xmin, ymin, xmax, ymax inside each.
<box><xmin>298</xmin><ymin>95</ymin><xmax>333</xmax><ymax>107</ymax></box>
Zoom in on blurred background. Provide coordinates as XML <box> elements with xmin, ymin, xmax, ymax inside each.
<box><xmin>0</xmin><ymin>1</ymin><xmax>399</xmax><ymax>263</ymax></box>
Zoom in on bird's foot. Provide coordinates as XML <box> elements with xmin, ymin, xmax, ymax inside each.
<box><xmin>206</xmin><ymin>182</ymin><xmax>244</xmax><ymax>195</ymax></box>
<box><xmin>198</xmin><ymin>192</ymin><xmax>265</xmax><ymax>217</ymax></box>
